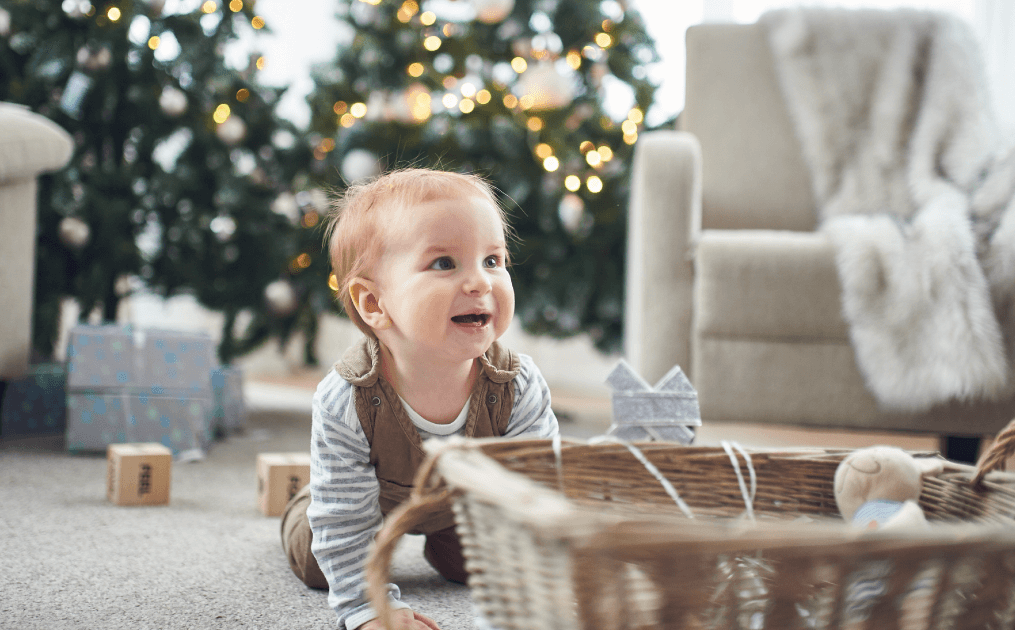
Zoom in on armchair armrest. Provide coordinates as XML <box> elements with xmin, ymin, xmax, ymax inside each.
<box><xmin>0</xmin><ymin>103</ymin><xmax>73</xmax><ymax>183</ymax></box>
<box><xmin>624</xmin><ymin>130</ymin><xmax>702</xmax><ymax>384</ymax></box>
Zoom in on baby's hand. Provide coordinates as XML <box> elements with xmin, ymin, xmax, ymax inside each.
<box><xmin>357</xmin><ymin>610</ymin><xmax>442</xmax><ymax>630</ymax></box>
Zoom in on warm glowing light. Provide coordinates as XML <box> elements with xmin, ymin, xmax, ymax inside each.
<box><xmin>442</xmin><ymin>75</ymin><xmax>457</xmax><ymax>89</ymax></box>
<box><xmin>442</xmin><ymin>93</ymin><xmax>458</xmax><ymax>109</ymax></box>
<box><xmin>510</xmin><ymin>57</ymin><xmax>527</xmax><ymax>73</ymax></box>
<box><xmin>621</xmin><ymin>120</ymin><xmax>638</xmax><ymax>135</ymax></box>
<box><xmin>579</xmin><ymin>140</ymin><xmax>594</xmax><ymax>153</ymax></box>
<box><xmin>595</xmin><ymin>33</ymin><xmax>612</xmax><ymax>48</ymax></box>
<box><xmin>229</xmin><ymin>0</ymin><xmax>243</xmax><ymax>11</ymax></box>
<box><xmin>314</xmin><ymin>147</ymin><xmax>326</xmax><ymax>161</ymax></box>
<box><xmin>586</xmin><ymin>175</ymin><xmax>603</xmax><ymax>193</ymax></box>
<box><xmin>598</xmin><ymin>145</ymin><xmax>614</xmax><ymax>161</ymax></box>
<box><xmin>340</xmin><ymin>113</ymin><xmax>356</xmax><ymax>127</ymax></box>
<box><xmin>213</xmin><ymin>104</ymin><xmax>231</xmax><ymax>123</ymax></box>
<box><xmin>586</xmin><ymin>151</ymin><xmax>602</xmax><ymax>167</ymax></box>
<box><xmin>420</xmin><ymin>11</ymin><xmax>436</xmax><ymax>25</ymax></box>
<box><xmin>623</xmin><ymin>133</ymin><xmax>638</xmax><ymax>145</ymax></box>
<box><xmin>503</xmin><ymin>94</ymin><xmax>518</xmax><ymax>108</ymax></box>
<box><xmin>424</xmin><ymin>35</ymin><xmax>442</xmax><ymax>51</ymax></box>
<box><xmin>527</xmin><ymin>116</ymin><xmax>543</xmax><ymax>131</ymax></box>
<box><xmin>255</xmin><ymin>56</ymin><xmax>266</xmax><ymax>70</ymax></box>
<box><xmin>566</xmin><ymin>50</ymin><xmax>582</xmax><ymax>70</ymax></box>
<box><xmin>148</xmin><ymin>36</ymin><xmax>160</xmax><ymax>50</ymax></box>
<box><xmin>296</xmin><ymin>253</ymin><xmax>311</xmax><ymax>268</ymax></box>
<box><xmin>535</xmin><ymin>143</ymin><xmax>553</xmax><ymax>159</ymax></box>
<box><xmin>476</xmin><ymin>90</ymin><xmax>491</xmax><ymax>104</ymax></box>
<box><xmin>460</xmin><ymin>82</ymin><xmax>476</xmax><ymax>98</ymax></box>
<box><xmin>251</xmin><ymin>16</ymin><xmax>265</xmax><ymax>29</ymax></box>
<box><xmin>350</xmin><ymin>102</ymin><xmax>367</xmax><ymax>118</ymax></box>
<box><xmin>564</xmin><ymin>175</ymin><xmax>581</xmax><ymax>192</ymax></box>
<box><xmin>319</xmin><ymin>138</ymin><xmax>335</xmax><ymax>152</ymax></box>
<box><xmin>442</xmin><ymin>23</ymin><xmax>455</xmax><ymax>37</ymax></box>
<box><xmin>333</xmin><ymin>101</ymin><xmax>348</xmax><ymax>115</ymax></box>
<box><xmin>459</xmin><ymin>98</ymin><xmax>474</xmax><ymax>114</ymax></box>
<box><xmin>201</xmin><ymin>1</ymin><xmax>217</xmax><ymax>13</ymax></box>
<box><xmin>543</xmin><ymin>156</ymin><xmax>559</xmax><ymax>172</ymax></box>
<box><xmin>359</xmin><ymin>0</ymin><xmax>382</xmax><ymax>5</ymax></box>
<box><xmin>628</xmin><ymin>107</ymin><xmax>644</xmax><ymax>124</ymax></box>
<box><xmin>520</xmin><ymin>95</ymin><xmax>536</xmax><ymax>110</ymax></box>
<box><xmin>236</xmin><ymin>88</ymin><xmax>250</xmax><ymax>102</ymax></box>
<box><xmin>302</xmin><ymin>211</ymin><xmax>320</xmax><ymax>229</ymax></box>
<box><xmin>410</xmin><ymin>91</ymin><xmax>432</xmax><ymax>121</ymax></box>
<box><xmin>407</xmin><ymin>62</ymin><xmax>424</xmax><ymax>77</ymax></box>
<box><xmin>602</xmin><ymin>19</ymin><xmax>614</xmax><ymax>31</ymax></box>
<box><xmin>107</xmin><ymin>6</ymin><xmax>121</xmax><ymax>21</ymax></box>
<box><xmin>328</xmin><ymin>274</ymin><xmax>340</xmax><ymax>291</ymax></box>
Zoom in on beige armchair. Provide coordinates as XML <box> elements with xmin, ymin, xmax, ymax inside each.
<box><xmin>0</xmin><ymin>104</ymin><xmax>73</xmax><ymax>380</ymax></box>
<box><xmin>624</xmin><ymin>22</ymin><xmax>1015</xmax><ymax>455</ymax></box>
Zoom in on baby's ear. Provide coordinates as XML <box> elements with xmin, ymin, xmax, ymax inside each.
<box><xmin>914</xmin><ymin>456</ymin><xmax>945</xmax><ymax>479</ymax></box>
<box><xmin>349</xmin><ymin>277</ymin><xmax>391</xmax><ymax>331</ymax></box>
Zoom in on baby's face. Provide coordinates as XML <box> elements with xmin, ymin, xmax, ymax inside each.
<box><xmin>370</xmin><ymin>195</ymin><xmax>514</xmax><ymax>364</ymax></box>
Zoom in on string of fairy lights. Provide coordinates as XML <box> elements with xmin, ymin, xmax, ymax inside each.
<box><xmin>314</xmin><ymin>0</ymin><xmax>646</xmax><ymax>198</ymax></box>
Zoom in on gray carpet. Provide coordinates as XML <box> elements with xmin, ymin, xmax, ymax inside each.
<box><xmin>0</xmin><ymin>404</ymin><xmax>475</xmax><ymax>630</ymax></box>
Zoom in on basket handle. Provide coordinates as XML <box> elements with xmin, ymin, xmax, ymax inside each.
<box><xmin>366</xmin><ymin>452</ymin><xmax>451</xmax><ymax>628</ymax></box>
<box><xmin>972</xmin><ymin>417</ymin><xmax>1015</xmax><ymax>487</ymax></box>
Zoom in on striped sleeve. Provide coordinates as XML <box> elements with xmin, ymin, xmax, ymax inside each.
<box><xmin>504</xmin><ymin>353</ymin><xmax>560</xmax><ymax>439</ymax></box>
<box><xmin>307</xmin><ymin>370</ymin><xmax>410</xmax><ymax>630</ymax></box>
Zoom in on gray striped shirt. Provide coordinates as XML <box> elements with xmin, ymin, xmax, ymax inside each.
<box><xmin>308</xmin><ymin>353</ymin><xmax>559</xmax><ymax>630</ymax></box>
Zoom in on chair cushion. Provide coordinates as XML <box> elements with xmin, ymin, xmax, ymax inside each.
<box><xmin>694</xmin><ymin>229</ymin><xmax>849</xmax><ymax>340</ymax></box>
<box><xmin>682</xmin><ymin>23</ymin><xmax>816</xmax><ymax>232</ymax></box>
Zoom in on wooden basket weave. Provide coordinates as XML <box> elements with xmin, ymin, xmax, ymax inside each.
<box><xmin>367</xmin><ymin>426</ymin><xmax>1015</xmax><ymax>630</ymax></box>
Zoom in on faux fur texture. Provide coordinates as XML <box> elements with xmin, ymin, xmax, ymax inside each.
<box><xmin>761</xmin><ymin>8</ymin><xmax>1015</xmax><ymax>411</ymax></box>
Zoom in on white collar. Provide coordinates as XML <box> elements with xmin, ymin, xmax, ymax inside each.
<box><xmin>398</xmin><ymin>395</ymin><xmax>470</xmax><ymax>436</ymax></box>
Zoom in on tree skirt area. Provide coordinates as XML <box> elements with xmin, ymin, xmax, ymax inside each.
<box><xmin>0</xmin><ymin>406</ymin><xmax>474</xmax><ymax>630</ymax></box>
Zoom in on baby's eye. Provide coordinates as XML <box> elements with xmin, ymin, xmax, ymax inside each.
<box><xmin>483</xmin><ymin>255</ymin><xmax>501</xmax><ymax>269</ymax></box>
<box><xmin>429</xmin><ymin>257</ymin><xmax>455</xmax><ymax>271</ymax></box>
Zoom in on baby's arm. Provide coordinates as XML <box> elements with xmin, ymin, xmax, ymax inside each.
<box><xmin>503</xmin><ymin>353</ymin><xmax>560</xmax><ymax>438</ymax></box>
<box><xmin>308</xmin><ymin>372</ymin><xmax>413</xmax><ymax>630</ymax></box>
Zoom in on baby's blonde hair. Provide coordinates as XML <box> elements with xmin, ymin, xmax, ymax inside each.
<box><xmin>324</xmin><ymin>167</ymin><xmax>510</xmax><ymax>337</ymax></box>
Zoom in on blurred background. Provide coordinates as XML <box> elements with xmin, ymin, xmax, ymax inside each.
<box><xmin>1</xmin><ymin>0</ymin><xmax>1012</xmax><ymax>399</ymax></box>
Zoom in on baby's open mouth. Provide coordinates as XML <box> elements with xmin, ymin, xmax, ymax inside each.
<box><xmin>451</xmin><ymin>313</ymin><xmax>489</xmax><ymax>325</ymax></box>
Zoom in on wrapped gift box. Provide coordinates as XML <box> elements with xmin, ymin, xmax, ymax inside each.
<box><xmin>65</xmin><ymin>325</ymin><xmax>220</xmax><ymax>455</ymax></box>
<box><xmin>211</xmin><ymin>365</ymin><xmax>246</xmax><ymax>436</ymax></box>
<box><xmin>0</xmin><ymin>363</ymin><xmax>67</xmax><ymax>438</ymax></box>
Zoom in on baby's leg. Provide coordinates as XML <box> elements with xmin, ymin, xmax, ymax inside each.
<box><xmin>422</xmin><ymin>527</ymin><xmax>467</xmax><ymax>584</ymax></box>
<box><xmin>280</xmin><ymin>483</ymin><xmax>329</xmax><ymax>589</ymax></box>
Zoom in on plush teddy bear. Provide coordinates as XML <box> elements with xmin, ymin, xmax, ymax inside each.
<box><xmin>834</xmin><ymin>446</ymin><xmax>944</xmax><ymax>530</ymax></box>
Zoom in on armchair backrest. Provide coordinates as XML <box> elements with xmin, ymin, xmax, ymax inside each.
<box><xmin>681</xmin><ymin>23</ymin><xmax>816</xmax><ymax>232</ymax></box>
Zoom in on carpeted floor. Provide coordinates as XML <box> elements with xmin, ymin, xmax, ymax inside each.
<box><xmin>0</xmin><ymin>397</ymin><xmax>474</xmax><ymax>630</ymax></box>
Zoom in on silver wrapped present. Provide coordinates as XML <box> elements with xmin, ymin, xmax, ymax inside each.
<box><xmin>605</xmin><ymin>360</ymin><xmax>700</xmax><ymax>444</ymax></box>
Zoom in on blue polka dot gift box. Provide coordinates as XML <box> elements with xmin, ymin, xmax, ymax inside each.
<box><xmin>0</xmin><ymin>364</ymin><xmax>67</xmax><ymax>438</ymax></box>
<box><xmin>65</xmin><ymin>325</ymin><xmax>216</xmax><ymax>456</ymax></box>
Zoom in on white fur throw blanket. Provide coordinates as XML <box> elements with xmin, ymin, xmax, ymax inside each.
<box><xmin>761</xmin><ymin>8</ymin><xmax>1015</xmax><ymax>412</ymax></box>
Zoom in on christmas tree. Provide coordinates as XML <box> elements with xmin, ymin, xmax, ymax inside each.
<box><xmin>302</xmin><ymin>0</ymin><xmax>662</xmax><ymax>353</ymax></box>
<box><xmin>0</xmin><ymin>0</ymin><xmax>314</xmax><ymax>364</ymax></box>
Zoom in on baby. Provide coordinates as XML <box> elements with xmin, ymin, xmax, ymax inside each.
<box><xmin>284</xmin><ymin>168</ymin><xmax>559</xmax><ymax>630</ymax></box>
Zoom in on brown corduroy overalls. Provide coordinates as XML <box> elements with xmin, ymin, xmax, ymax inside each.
<box><xmin>281</xmin><ymin>337</ymin><xmax>520</xmax><ymax>589</ymax></box>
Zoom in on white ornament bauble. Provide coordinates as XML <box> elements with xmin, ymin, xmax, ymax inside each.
<box><xmin>470</xmin><ymin>0</ymin><xmax>514</xmax><ymax>24</ymax></box>
<box><xmin>209</xmin><ymin>215</ymin><xmax>237</xmax><ymax>242</ymax></box>
<box><xmin>58</xmin><ymin>216</ymin><xmax>91</xmax><ymax>249</ymax></box>
<box><xmin>516</xmin><ymin>61</ymin><xmax>578</xmax><ymax>110</ymax></box>
<box><xmin>0</xmin><ymin>9</ymin><xmax>10</xmax><ymax>37</ymax></box>
<box><xmin>77</xmin><ymin>45</ymin><xmax>112</xmax><ymax>71</ymax></box>
<box><xmin>216</xmin><ymin>116</ymin><xmax>247</xmax><ymax>146</ymax></box>
<box><xmin>264</xmin><ymin>279</ymin><xmax>298</xmax><ymax>317</ymax></box>
<box><xmin>159</xmin><ymin>86</ymin><xmax>188</xmax><ymax>117</ymax></box>
<box><xmin>558</xmin><ymin>193</ymin><xmax>585</xmax><ymax>234</ymax></box>
<box><xmin>341</xmin><ymin>149</ymin><xmax>381</xmax><ymax>183</ymax></box>
<box><xmin>271</xmin><ymin>192</ymin><xmax>300</xmax><ymax>222</ymax></box>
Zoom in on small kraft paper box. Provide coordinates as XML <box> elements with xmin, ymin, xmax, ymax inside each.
<box><xmin>107</xmin><ymin>443</ymin><xmax>172</xmax><ymax>506</ymax></box>
<box><xmin>257</xmin><ymin>452</ymin><xmax>311</xmax><ymax>516</ymax></box>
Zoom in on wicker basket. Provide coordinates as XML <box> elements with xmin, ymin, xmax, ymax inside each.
<box><xmin>367</xmin><ymin>427</ymin><xmax>1015</xmax><ymax>630</ymax></box>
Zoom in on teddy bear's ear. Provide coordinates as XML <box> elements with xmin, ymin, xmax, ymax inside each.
<box><xmin>914</xmin><ymin>456</ymin><xmax>945</xmax><ymax>478</ymax></box>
